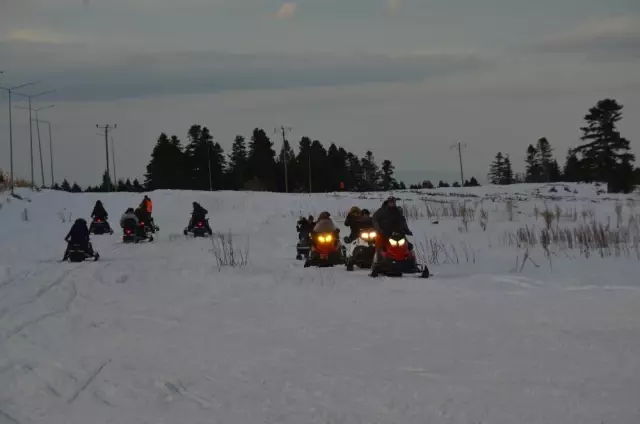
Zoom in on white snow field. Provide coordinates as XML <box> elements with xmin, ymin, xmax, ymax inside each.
<box><xmin>1</xmin><ymin>183</ymin><xmax>640</xmax><ymax>424</ymax></box>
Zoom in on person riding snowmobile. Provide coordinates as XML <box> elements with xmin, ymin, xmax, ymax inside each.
<box><xmin>120</xmin><ymin>208</ymin><xmax>139</xmax><ymax>228</ymax></box>
<box><xmin>91</xmin><ymin>200</ymin><xmax>108</xmax><ymax>220</ymax></box>
<box><xmin>188</xmin><ymin>202</ymin><xmax>212</xmax><ymax>233</ymax></box>
<box><xmin>89</xmin><ymin>200</ymin><xmax>111</xmax><ymax>233</ymax></box>
<box><xmin>139</xmin><ymin>196</ymin><xmax>156</xmax><ymax>230</ymax></box>
<box><xmin>311</xmin><ymin>211</ymin><xmax>339</xmax><ymax>239</ymax></box>
<box><xmin>135</xmin><ymin>205</ymin><xmax>154</xmax><ymax>233</ymax></box>
<box><xmin>370</xmin><ymin>197</ymin><xmax>413</xmax><ymax>273</ymax></box>
<box><xmin>344</xmin><ymin>206</ymin><xmax>375</xmax><ymax>242</ymax></box>
<box><xmin>63</xmin><ymin>218</ymin><xmax>98</xmax><ymax>261</ymax></box>
<box><xmin>297</xmin><ymin>216</ymin><xmax>314</xmax><ymax>236</ymax></box>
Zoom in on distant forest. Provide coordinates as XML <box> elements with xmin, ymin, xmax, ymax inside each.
<box><xmin>48</xmin><ymin>98</ymin><xmax>638</xmax><ymax>194</ymax></box>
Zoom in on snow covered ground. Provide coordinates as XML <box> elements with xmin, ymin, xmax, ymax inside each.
<box><xmin>1</xmin><ymin>183</ymin><xmax>639</xmax><ymax>424</ymax></box>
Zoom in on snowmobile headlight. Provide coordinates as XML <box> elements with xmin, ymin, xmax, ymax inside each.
<box><xmin>324</xmin><ymin>234</ymin><xmax>333</xmax><ymax>243</ymax></box>
<box><xmin>389</xmin><ymin>238</ymin><xmax>398</xmax><ymax>246</ymax></box>
<box><xmin>398</xmin><ymin>238</ymin><xmax>406</xmax><ymax>246</ymax></box>
<box><xmin>360</xmin><ymin>232</ymin><xmax>369</xmax><ymax>239</ymax></box>
<box><xmin>318</xmin><ymin>235</ymin><xmax>326</xmax><ymax>243</ymax></box>
<box><xmin>318</xmin><ymin>234</ymin><xmax>332</xmax><ymax>243</ymax></box>
<box><xmin>369</xmin><ymin>231</ymin><xmax>377</xmax><ymax>239</ymax></box>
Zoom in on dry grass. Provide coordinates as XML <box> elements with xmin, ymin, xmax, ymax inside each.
<box><xmin>210</xmin><ymin>231</ymin><xmax>250</xmax><ymax>269</ymax></box>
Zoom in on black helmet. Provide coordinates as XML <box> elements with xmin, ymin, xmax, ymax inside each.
<box><xmin>126</xmin><ymin>207</ymin><xmax>134</xmax><ymax>213</ymax></box>
<box><xmin>362</xmin><ymin>208</ymin><xmax>370</xmax><ymax>215</ymax></box>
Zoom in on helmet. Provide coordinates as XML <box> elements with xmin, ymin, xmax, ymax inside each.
<box><xmin>308</xmin><ymin>215</ymin><xmax>314</xmax><ymax>221</ymax></box>
<box><xmin>349</xmin><ymin>206</ymin><xmax>361</xmax><ymax>215</ymax></box>
<box><xmin>126</xmin><ymin>207</ymin><xmax>134</xmax><ymax>213</ymax></box>
<box><xmin>318</xmin><ymin>211</ymin><xmax>331</xmax><ymax>220</ymax></box>
<box><xmin>362</xmin><ymin>208</ymin><xmax>370</xmax><ymax>215</ymax></box>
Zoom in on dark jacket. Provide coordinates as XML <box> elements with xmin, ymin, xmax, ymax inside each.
<box><xmin>135</xmin><ymin>207</ymin><xmax>150</xmax><ymax>225</ymax></box>
<box><xmin>372</xmin><ymin>205</ymin><xmax>410</xmax><ymax>237</ymax></box>
<box><xmin>296</xmin><ymin>218</ymin><xmax>315</xmax><ymax>236</ymax></box>
<box><xmin>345</xmin><ymin>214</ymin><xmax>374</xmax><ymax>238</ymax></box>
<box><xmin>91</xmin><ymin>202</ymin><xmax>108</xmax><ymax>219</ymax></box>
<box><xmin>120</xmin><ymin>211</ymin><xmax>139</xmax><ymax>228</ymax></box>
<box><xmin>65</xmin><ymin>219</ymin><xmax>90</xmax><ymax>244</ymax></box>
<box><xmin>192</xmin><ymin>203</ymin><xmax>208</xmax><ymax>220</ymax></box>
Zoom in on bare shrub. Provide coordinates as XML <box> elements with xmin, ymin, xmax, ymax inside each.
<box><xmin>505</xmin><ymin>200</ymin><xmax>514</xmax><ymax>221</ymax></box>
<box><xmin>479</xmin><ymin>208</ymin><xmax>489</xmax><ymax>231</ymax></box>
<box><xmin>210</xmin><ymin>231</ymin><xmax>249</xmax><ymax>269</ymax></box>
<box><xmin>615</xmin><ymin>202</ymin><xmax>623</xmax><ymax>228</ymax></box>
<box><xmin>541</xmin><ymin>208</ymin><xmax>554</xmax><ymax>230</ymax></box>
<box><xmin>58</xmin><ymin>210</ymin><xmax>73</xmax><ymax>223</ymax></box>
<box><xmin>415</xmin><ymin>237</ymin><xmax>475</xmax><ymax>265</ymax></box>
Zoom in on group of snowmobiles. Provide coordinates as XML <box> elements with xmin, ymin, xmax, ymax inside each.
<box><xmin>62</xmin><ymin>198</ymin><xmax>214</xmax><ymax>263</ymax></box>
<box><xmin>296</xmin><ymin>198</ymin><xmax>430</xmax><ymax>278</ymax></box>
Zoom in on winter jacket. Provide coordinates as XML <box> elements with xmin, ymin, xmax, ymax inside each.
<box><xmin>192</xmin><ymin>203</ymin><xmax>208</xmax><ymax>220</ymax></box>
<box><xmin>65</xmin><ymin>220</ymin><xmax>90</xmax><ymax>243</ymax></box>
<box><xmin>372</xmin><ymin>205</ymin><xmax>410</xmax><ymax>237</ymax></box>
<box><xmin>120</xmin><ymin>212</ymin><xmax>139</xmax><ymax>228</ymax></box>
<box><xmin>91</xmin><ymin>203</ymin><xmax>108</xmax><ymax>219</ymax></box>
<box><xmin>142</xmin><ymin>197</ymin><xmax>153</xmax><ymax>214</ymax></box>
<box><xmin>313</xmin><ymin>218</ymin><xmax>337</xmax><ymax>234</ymax></box>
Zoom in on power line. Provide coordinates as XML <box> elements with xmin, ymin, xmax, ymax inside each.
<box><xmin>96</xmin><ymin>124</ymin><xmax>116</xmax><ymax>191</ymax></box>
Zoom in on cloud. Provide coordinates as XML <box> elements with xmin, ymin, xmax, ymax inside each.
<box><xmin>530</xmin><ymin>16</ymin><xmax>640</xmax><ymax>61</ymax></box>
<box><xmin>387</xmin><ymin>0</ymin><xmax>400</xmax><ymax>11</ymax></box>
<box><xmin>0</xmin><ymin>40</ymin><xmax>490</xmax><ymax>101</ymax></box>
<box><xmin>8</xmin><ymin>28</ymin><xmax>66</xmax><ymax>43</ymax></box>
<box><xmin>275</xmin><ymin>2</ymin><xmax>297</xmax><ymax>19</ymax></box>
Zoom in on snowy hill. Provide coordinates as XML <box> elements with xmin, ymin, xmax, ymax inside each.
<box><xmin>1</xmin><ymin>183</ymin><xmax>640</xmax><ymax>424</ymax></box>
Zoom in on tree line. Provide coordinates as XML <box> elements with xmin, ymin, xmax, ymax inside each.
<box><xmin>54</xmin><ymin>126</ymin><xmax>410</xmax><ymax>193</ymax></box>
<box><xmin>486</xmin><ymin>98</ymin><xmax>639</xmax><ymax>193</ymax></box>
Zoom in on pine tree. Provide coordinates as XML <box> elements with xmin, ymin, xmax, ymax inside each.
<box><xmin>71</xmin><ymin>182</ymin><xmax>82</xmax><ymax>193</ymax></box>
<box><xmin>61</xmin><ymin>179</ymin><xmax>71</xmax><ymax>192</ymax></box>
<box><xmin>326</xmin><ymin>144</ymin><xmax>348</xmax><ymax>191</ymax></box>
<box><xmin>361</xmin><ymin>151</ymin><xmax>381</xmax><ymax>190</ymax></box>
<box><xmin>295</xmin><ymin>137</ymin><xmax>313</xmax><ymax>192</ymax></box>
<box><xmin>422</xmin><ymin>180</ymin><xmax>434</xmax><ymax>189</ymax></box>
<box><xmin>184</xmin><ymin>126</ymin><xmax>226</xmax><ymax>191</ymax></box>
<box><xmin>563</xmin><ymin>150</ymin><xmax>581</xmax><ymax>182</ymax></box>
<box><xmin>132</xmin><ymin>179</ymin><xmax>143</xmax><ymax>192</ymax></box>
<box><xmin>246</xmin><ymin>128</ymin><xmax>277</xmax><ymax>190</ymax></box>
<box><xmin>500</xmin><ymin>155</ymin><xmax>514</xmax><ymax>185</ymax></box>
<box><xmin>380</xmin><ymin>159</ymin><xmax>397</xmax><ymax>191</ymax></box>
<box><xmin>227</xmin><ymin>135</ymin><xmax>248</xmax><ymax>190</ymax></box>
<box><xmin>468</xmin><ymin>176</ymin><xmax>480</xmax><ymax>187</ymax></box>
<box><xmin>117</xmin><ymin>179</ymin><xmax>127</xmax><ymax>192</ymax></box>
<box><xmin>100</xmin><ymin>170</ymin><xmax>112</xmax><ymax>192</ymax></box>
<box><xmin>309</xmin><ymin>140</ymin><xmax>328</xmax><ymax>192</ymax></box>
<box><xmin>549</xmin><ymin>160</ymin><xmax>562</xmax><ymax>182</ymax></box>
<box><xmin>145</xmin><ymin>133</ymin><xmax>186</xmax><ymax>190</ymax></box>
<box><xmin>124</xmin><ymin>178</ymin><xmax>133</xmax><ymax>192</ymax></box>
<box><xmin>488</xmin><ymin>152</ymin><xmax>505</xmax><ymax>184</ymax></box>
<box><xmin>525</xmin><ymin>144</ymin><xmax>541</xmax><ymax>182</ymax></box>
<box><xmin>574</xmin><ymin>99</ymin><xmax>635</xmax><ymax>191</ymax></box>
<box><xmin>536</xmin><ymin>137</ymin><xmax>554</xmax><ymax>182</ymax></box>
<box><xmin>346</xmin><ymin>152</ymin><xmax>365</xmax><ymax>192</ymax></box>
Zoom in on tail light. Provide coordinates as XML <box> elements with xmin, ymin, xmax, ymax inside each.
<box><xmin>197</xmin><ymin>222</ymin><xmax>204</xmax><ymax>227</ymax></box>
<box><xmin>125</xmin><ymin>229</ymin><xmax>132</xmax><ymax>234</ymax></box>
<box><xmin>140</xmin><ymin>222</ymin><xmax>145</xmax><ymax>226</ymax></box>
<box><xmin>96</xmin><ymin>218</ymin><xmax>102</xmax><ymax>222</ymax></box>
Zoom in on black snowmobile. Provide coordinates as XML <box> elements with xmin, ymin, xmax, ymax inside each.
<box><xmin>89</xmin><ymin>217</ymin><xmax>114</xmax><ymax>235</ymax></box>
<box><xmin>65</xmin><ymin>243</ymin><xmax>100</xmax><ymax>262</ymax></box>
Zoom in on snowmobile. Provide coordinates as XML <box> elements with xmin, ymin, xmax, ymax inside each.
<box><xmin>296</xmin><ymin>232</ymin><xmax>312</xmax><ymax>260</ymax></box>
<box><xmin>183</xmin><ymin>218</ymin><xmax>213</xmax><ymax>238</ymax></box>
<box><xmin>66</xmin><ymin>243</ymin><xmax>99</xmax><ymax>262</ymax></box>
<box><xmin>89</xmin><ymin>217</ymin><xmax>114</xmax><ymax>235</ymax></box>
<box><xmin>122</xmin><ymin>220</ymin><xmax>154</xmax><ymax>243</ymax></box>
<box><xmin>344</xmin><ymin>228</ymin><xmax>377</xmax><ymax>271</ymax></box>
<box><xmin>303</xmin><ymin>231</ymin><xmax>345</xmax><ymax>268</ymax></box>
<box><xmin>370</xmin><ymin>231</ymin><xmax>429</xmax><ymax>278</ymax></box>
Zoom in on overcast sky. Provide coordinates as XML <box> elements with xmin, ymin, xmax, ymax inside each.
<box><xmin>1</xmin><ymin>0</ymin><xmax>639</xmax><ymax>186</ymax></box>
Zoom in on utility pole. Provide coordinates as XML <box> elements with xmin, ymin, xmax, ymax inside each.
<box><xmin>96</xmin><ymin>124</ymin><xmax>116</xmax><ymax>191</ymax></box>
<box><xmin>111</xmin><ymin>136</ymin><xmax>117</xmax><ymax>190</ymax></box>
<box><xmin>275</xmin><ymin>126</ymin><xmax>292</xmax><ymax>192</ymax></box>
<box><xmin>308</xmin><ymin>155</ymin><xmax>312</xmax><ymax>193</ymax></box>
<box><xmin>207</xmin><ymin>141</ymin><xmax>212</xmax><ymax>191</ymax></box>
<box><xmin>28</xmin><ymin>105</ymin><xmax>54</xmax><ymax>188</ymax></box>
<box><xmin>37</xmin><ymin>119</ymin><xmax>55</xmax><ymax>187</ymax></box>
<box><xmin>450</xmin><ymin>142</ymin><xmax>467</xmax><ymax>186</ymax></box>
<box><xmin>14</xmin><ymin>89</ymin><xmax>54</xmax><ymax>189</ymax></box>
<box><xmin>1</xmin><ymin>81</ymin><xmax>38</xmax><ymax>195</ymax></box>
